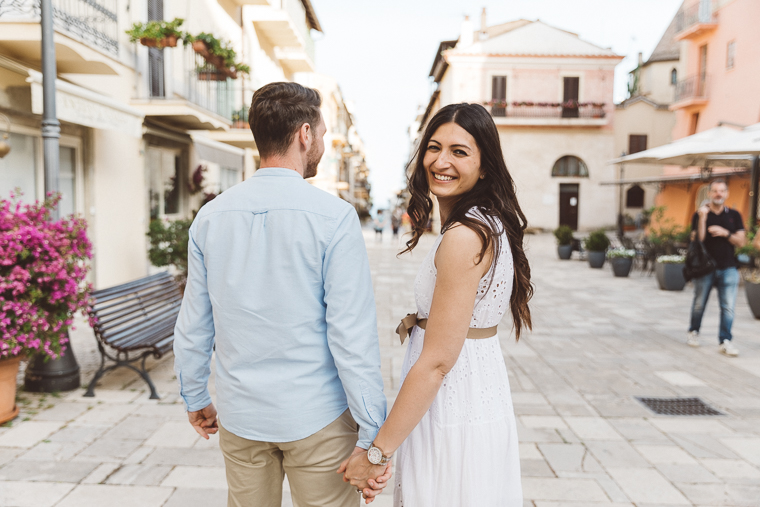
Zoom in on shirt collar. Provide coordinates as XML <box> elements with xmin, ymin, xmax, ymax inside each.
<box><xmin>253</xmin><ymin>167</ymin><xmax>304</xmax><ymax>179</ymax></box>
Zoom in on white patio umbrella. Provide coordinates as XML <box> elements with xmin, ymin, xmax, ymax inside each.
<box><xmin>655</xmin><ymin>123</ymin><xmax>760</xmax><ymax>167</ymax></box>
<box><xmin>609</xmin><ymin>125</ymin><xmax>742</xmax><ymax>166</ymax></box>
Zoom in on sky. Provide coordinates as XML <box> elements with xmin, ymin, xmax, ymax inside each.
<box><xmin>312</xmin><ymin>0</ymin><xmax>683</xmax><ymax>210</ymax></box>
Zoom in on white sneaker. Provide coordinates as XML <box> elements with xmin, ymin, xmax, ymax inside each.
<box><xmin>686</xmin><ymin>331</ymin><xmax>700</xmax><ymax>348</ymax></box>
<box><xmin>719</xmin><ymin>341</ymin><xmax>739</xmax><ymax>357</ymax></box>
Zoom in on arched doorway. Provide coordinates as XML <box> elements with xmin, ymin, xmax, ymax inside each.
<box><xmin>552</xmin><ymin>156</ymin><xmax>588</xmax><ymax>230</ymax></box>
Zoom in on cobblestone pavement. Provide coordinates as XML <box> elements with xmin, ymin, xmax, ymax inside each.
<box><xmin>1</xmin><ymin>231</ymin><xmax>759</xmax><ymax>507</ymax></box>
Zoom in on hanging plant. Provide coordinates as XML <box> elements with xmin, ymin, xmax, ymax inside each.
<box><xmin>188</xmin><ymin>33</ymin><xmax>249</xmax><ymax>79</ymax></box>
<box><xmin>126</xmin><ymin>18</ymin><xmax>188</xmax><ymax>49</ymax></box>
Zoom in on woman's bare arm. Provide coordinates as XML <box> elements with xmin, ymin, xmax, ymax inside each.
<box><xmin>341</xmin><ymin>225</ymin><xmax>491</xmax><ymax>488</ymax></box>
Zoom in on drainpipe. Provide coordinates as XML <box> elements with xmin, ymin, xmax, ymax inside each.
<box><xmin>617</xmin><ymin>152</ymin><xmax>626</xmax><ymax>239</ymax></box>
<box><xmin>751</xmin><ymin>155</ymin><xmax>759</xmax><ymax>232</ymax></box>
<box><xmin>24</xmin><ymin>0</ymin><xmax>82</xmax><ymax>394</ymax></box>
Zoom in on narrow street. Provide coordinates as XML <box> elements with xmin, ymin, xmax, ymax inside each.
<box><xmin>1</xmin><ymin>231</ymin><xmax>759</xmax><ymax>506</ymax></box>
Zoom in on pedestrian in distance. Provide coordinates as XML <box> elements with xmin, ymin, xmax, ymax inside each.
<box><xmin>173</xmin><ymin>82</ymin><xmax>390</xmax><ymax>507</ymax></box>
<box><xmin>686</xmin><ymin>179</ymin><xmax>747</xmax><ymax>356</ymax></box>
<box><xmin>340</xmin><ymin>103</ymin><xmax>532</xmax><ymax>506</ymax></box>
<box><xmin>373</xmin><ymin>210</ymin><xmax>385</xmax><ymax>242</ymax></box>
<box><xmin>391</xmin><ymin>207</ymin><xmax>402</xmax><ymax>238</ymax></box>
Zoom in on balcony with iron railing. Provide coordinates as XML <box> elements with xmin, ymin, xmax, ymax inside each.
<box><xmin>132</xmin><ymin>47</ymin><xmax>236</xmax><ymax>131</ymax></box>
<box><xmin>675</xmin><ymin>1</ymin><xmax>718</xmax><ymax>40</ymax></box>
<box><xmin>671</xmin><ymin>75</ymin><xmax>709</xmax><ymax>110</ymax></box>
<box><xmin>485</xmin><ymin>100</ymin><xmax>608</xmax><ymax>126</ymax></box>
<box><xmin>0</xmin><ymin>0</ymin><xmax>120</xmax><ymax>74</ymax></box>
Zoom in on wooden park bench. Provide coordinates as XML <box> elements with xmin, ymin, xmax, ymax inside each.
<box><xmin>84</xmin><ymin>272</ymin><xmax>182</xmax><ymax>399</ymax></box>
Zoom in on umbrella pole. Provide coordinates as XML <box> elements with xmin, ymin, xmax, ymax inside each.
<box><xmin>751</xmin><ymin>155</ymin><xmax>759</xmax><ymax>232</ymax></box>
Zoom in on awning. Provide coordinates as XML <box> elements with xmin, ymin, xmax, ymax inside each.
<box><xmin>600</xmin><ymin>168</ymin><xmax>750</xmax><ymax>186</ymax></box>
<box><xmin>192</xmin><ymin>134</ymin><xmax>244</xmax><ymax>171</ymax></box>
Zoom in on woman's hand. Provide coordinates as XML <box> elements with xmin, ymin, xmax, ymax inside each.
<box><xmin>337</xmin><ymin>447</ymin><xmax>392</xmax><ymax>504</ymax></box>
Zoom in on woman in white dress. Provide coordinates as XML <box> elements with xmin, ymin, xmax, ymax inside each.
<box><xmin>340</xmin><ymin>103</ymin><xmax>533</xmax><ymax>506</ymax></box>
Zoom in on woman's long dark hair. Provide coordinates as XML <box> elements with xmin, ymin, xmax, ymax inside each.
<box><xmin>401</xmin><ymin>103</ymin><xmax>533</xmax><ymax>340</ymax></box>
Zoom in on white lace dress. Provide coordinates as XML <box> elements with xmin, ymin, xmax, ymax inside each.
<box><xmin>393</xmin><ymin>211</ymin><xmax>522</xmax><ymax>507</ymax></box>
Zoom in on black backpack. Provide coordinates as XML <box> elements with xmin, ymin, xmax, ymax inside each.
<box><xmin>683</xmin><ymin>240</ymin><xmax>716</xmax><ymax>281</ymax></box>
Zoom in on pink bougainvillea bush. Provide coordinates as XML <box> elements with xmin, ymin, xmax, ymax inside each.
<box><xmin>0</xmin><ymin>192</ymin><xmax>93</xmax><ymax>360</ymax></box>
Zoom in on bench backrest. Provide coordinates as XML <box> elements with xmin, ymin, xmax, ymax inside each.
<box><xmin>89</xmin><ymin>272</ymin><xmax>183</xmax><ymax>351</ymax></box>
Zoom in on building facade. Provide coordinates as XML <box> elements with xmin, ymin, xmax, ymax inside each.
<box><xmin>654</xmin><ymin>0</ymin><xmax>760</xmax><ymax>226</ymax></box>
<box><xmin>0</xmin><ymin>0</ymin><xmax>370</xmax><ymax>288</ymax></box>
<box><xmin>417</xmin><ymin>12</ymin><xmax>623</xmax><ymax>231</ymax></box>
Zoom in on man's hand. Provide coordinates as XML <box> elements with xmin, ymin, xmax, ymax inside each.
<box><xmin>698</xmin><ymin>205</ymin><xmax>710</xmax><ymax>218</ymax></box>
<box><xmin>337</xmin><ymin>447</ymin><xmax>392</xmax><ymax>504</ymax></box>
<box><xmin>187</xmin><ymin>403</ymin><xmax>218</xmax><ymax>439</ymax></box>
<box><xmin>708</xmin><ymin>225</ymin><xmax>730</xmax><ymax>238</ymax></box>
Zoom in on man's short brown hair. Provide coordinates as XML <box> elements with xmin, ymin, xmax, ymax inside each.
<box><xmin>249</xmin><ymin>82</ymin><xmax>322</xmax><ymax>159</ymax></box>
<box><xmin>709</xmin><ymin>178</ymin><xmax>727</xmax><ymax>190</ymax></box>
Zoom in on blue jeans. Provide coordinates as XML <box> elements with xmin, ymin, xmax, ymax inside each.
<box><xmin>689</xmin><ymin>267</ymin><xmax>739</xmax><ymax>344</ymax></box>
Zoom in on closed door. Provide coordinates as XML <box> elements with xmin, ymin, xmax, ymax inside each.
<box><xmin>562</xmin><ymin>77</ymin><xmax>580</xmax><ymax>118</ymax></box>
<box><xmin>559</xmin><ymin>184</ymin><xmax>579</xmax><ymax>230</ymax></box>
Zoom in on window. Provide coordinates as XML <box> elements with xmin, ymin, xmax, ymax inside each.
<box><xmin>59</xmin><ymin>146</ymin><xmax>76</xmax><ymax>217</ymax></box>
<box><xmin>562</xmin><ymin>77</ymin><xmax>580</xmax><ymax>118</ymax></box>
<box><xmin>690</xmin><ymin>112</ymin><xmax>700</xmax><ymax>135</ymax></box>
<box><xmin>0</xmin><ymin>132</ymin><xmax>37</xmax><ymax>203</ymax></box>
<box><xmin>671</xmin><ymin>68</ymin><xmax>678</xmax><ymax>85</ymax></box>
<box><xmin>147</xmin><ymin>147</ymin><xmax>182</xmax><ymax>218</ymax></box>
<box><xmin>626</xmin><ymin>185</ymin><xmax>645</xmax><ymax>208</ymax></box>
<box><xmin>491</xmin><ymin>76</ymin><xmax>506</xmax><ymax>117</ymax></box>
<box><xmin>727</xmin><ymin>40</ymin><xmax>736</xmax><ymax>70</ymax></box>
<box><xmin>628</xmin><ymin>135</ymin><xmax>648</xmax><ymax>155</ymax></box>
<box><xmin>552</xmin><ymin>156</ymin><xmax>588</xmax><ymax>177</ymax></box>
<box><xmin>220</xmin><ymin>166</ymin><xmax>241</xmax><ymax>191</ymax></box>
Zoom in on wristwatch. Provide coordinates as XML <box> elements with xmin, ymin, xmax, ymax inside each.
<box><xmin>367</xmin><ymin>443</ymin><xmax>392</xmax><ymax>466</ymax></box>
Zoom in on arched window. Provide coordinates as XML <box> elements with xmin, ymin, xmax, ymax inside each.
<box><xmin>626</xmin><ymin>185</ymin><xmax>645</xmax><ymax>208</ymax></box>
<box><xmin>552</xmin><ymin>156</ymin><xmax>589</xmax><ymax>177</ymax></box>
<box><xmin>671</xmin><ymin>68</ymin><xmax>678</xmax><ymax>85</ymax></box>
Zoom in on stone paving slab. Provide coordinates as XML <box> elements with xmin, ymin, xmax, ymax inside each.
<box><xmin>1</xmin><ymin>231</ymin><xmax>759</xmax><ymax>506</ymax></box>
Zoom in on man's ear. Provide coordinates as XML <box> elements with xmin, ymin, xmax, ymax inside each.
<box><xmin>299</xmin><ymin>122</ymin><xmax>312</xmax><ymax>149</ymax></box>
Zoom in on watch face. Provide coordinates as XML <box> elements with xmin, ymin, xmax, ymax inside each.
<box><xmin>368</xmin><ymin>446</ymin><xmax>382</xmax><ymax>465</ymax></box>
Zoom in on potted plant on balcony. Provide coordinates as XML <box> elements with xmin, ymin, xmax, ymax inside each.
<box><xmin>231</xmin><ymin>107</ymin><xmax>248</xmax><ymax>129</ymax></box>
<box><xmin>737</xmin><ymin>229</ymin><xmax>760</xmax><ymax>319</ymax></box>
<box><xmin>656</xmin><ymin>254</ymin><xmax>687</xmax><ymax>291</ymax></box>
<box><xmin>607</xmin><ymin>248</ymin><xmax>635</xmax><ymax>277</ymax></box>
<box><xmin>584</xmin><ymin>229</ymin><xmax>610</xmax><ymax>269</ymax></box>
<box><xmin>553</xmin><ymin>225</ymin><xmax>574</xmax><ymax>260</ymax></box>
<box><xmin>126</xmin><ymin>17</ymin><xmax>186</xmax><ymax>49</ymax></box>
<box><xmin>0</xmin><ymin>193</ymin><xmax>93</xmax><ymax>423</ymax></box>
<box><xmin>189</xmin><ymin>33</ymin><xmax>250</xmax><ymax>80</ymax></box>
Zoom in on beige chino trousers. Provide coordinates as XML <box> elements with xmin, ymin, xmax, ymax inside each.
<box><xmin>219</xmin><ymin>409</ymin><xmax>360</xmax><ymax>507</ymax></box>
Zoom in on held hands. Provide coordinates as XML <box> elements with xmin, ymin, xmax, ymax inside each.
<box><xmin>187</xmin><ymin>403</ymin><xmax>218</xmax><ymax>439</ymax></box>
<box><xmin>337</xmin><ymin>447</ymin><xmax>392</xmax><ymax>504</ymax></box>
<box><xmin>707</xmin><ymin>225</ymin><xmax>730</xmax><ymax>238</ymax></box>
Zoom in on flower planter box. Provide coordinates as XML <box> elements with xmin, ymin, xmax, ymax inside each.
<box><xmin>745</xmin><ymin>280</ymin><xmax>760</xmax><ymax>319</ymax></box>
<box><xmin>656</xmin><ymin>262</ymin><xmax>686</xmax><ymax>291</ymax></box>
<box><xmin>557</xmin><ymin>244</ymin><xmax>572</xmax><ymax>260</ymax></box>
<box><xmin>587</xmin><ymin>251</ymin><xmax>606</xmax><ymax>269</ymax></box>
<box><xmin>140</xmin><ymin>35</ymin><xmax>178</xmax><ymax>48</ymax></box>
<box><xmin>192</xmin><ymin>40</ymin><xmax>237</xmax><ymax>79</ymax></box>
<box><xmin>0</xmin><ymin>356</ymin><xmax>21</xmax><ymax>424</ymax></box>
<box><xmin>197</xmin><ymin>70</ymin><xmax>228</xmax><ymax>81</ymax></box>
<box><xmin>232</xmin><ymin>120</ymin><xmax>248</xmax><ymax>129</ymax></box>
<box><xmin>610</xmin><ymin>257</ymin><xmax>633</xmax><ymax>277</ymax></box>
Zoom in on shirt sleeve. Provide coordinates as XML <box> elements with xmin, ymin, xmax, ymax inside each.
<box><xmin>734</xmin><ymin>210</ymin><xmax>745</xmax><ymax>231</ymax></box>
<box><xmin>173</xmin><ymin>222</ymin><xmax>215</xmax><ymax>412</ymax></box>
<box><xmin>322</xmin><ymin>208</ymin><xmax>387</xmax><ymax>449</ymax></box>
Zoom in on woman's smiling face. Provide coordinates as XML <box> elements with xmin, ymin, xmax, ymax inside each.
<box><xmin>423</xmin><ymin>122</ymin><xmax>483</xmax><ymax>201</ymax></box>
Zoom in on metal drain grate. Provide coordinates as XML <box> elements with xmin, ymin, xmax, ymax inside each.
<box><xmin>636</xmin><ymin>397</ymin><xmax>724</xmax><ymax>416</ymax></box>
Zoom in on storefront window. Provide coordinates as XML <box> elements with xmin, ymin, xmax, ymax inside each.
<box><xmin>0</xmin><ymin>133</ymin><xmax>37</xmax><ymax>202</ymax></box>
<box><xmin>59</xmin><ymin>146</ymin><xmax>76</xmax><ymax>217</ymax></box>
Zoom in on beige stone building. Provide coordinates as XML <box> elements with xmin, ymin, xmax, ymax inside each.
<box><xmin>611</xmin><ymin>6</ymin><xmax>681</xmax><ymax>222</ymax></box>
<box><xmin>0</xmin><ymin>0</ymin><xmax>331</xmax><ymax>288</ymax></box>
<box><xmin>417</xmin><ymin>12</ymin><xmax>623</xmax><ymax>231</ymax></box>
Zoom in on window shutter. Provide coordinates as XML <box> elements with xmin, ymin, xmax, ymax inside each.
<box><xmin>628</xmin><ymin>135</ymin><xmax>648</xmax><ymax>155</ymax></box>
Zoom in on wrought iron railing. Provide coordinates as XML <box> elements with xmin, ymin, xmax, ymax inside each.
<box><xmin>0</xmin><ymin>0</ymin><xmax>119</xmax><ymax>56</ymax></box>
<box><xmin>184</xmin><ymin>49</ymin><xmax>235</xmax><ymax>119</ymax></box>
<box><xmin>675</xmin><ymin>1</ymin><xmax>716</xmax><ymax>33</ymax></box>
<box><xmin>485</xmin><ymin>102</ymin><xmax>606</xmax><ymax>119</ymax></box>
<box><xmin>674</xmin><ymin>75</ymin><xmax>709</xmax><ymax>103</ymax></box>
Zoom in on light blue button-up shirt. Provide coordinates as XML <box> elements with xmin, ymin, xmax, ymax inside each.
<box><xmin>173</xmin><ymin>167</ymin><xmax>386</xmax><ymax>448</ymax></box>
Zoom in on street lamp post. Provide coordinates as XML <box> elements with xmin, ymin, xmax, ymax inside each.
<box><xmin>617</xmin><ymin>152</ymin><xmax>626</xmax><ymax>239</ymax></box>
<box><xmin>23</xmin><ymin>0</ymin><xmax>81</xmax><ymax>393</ymax></box>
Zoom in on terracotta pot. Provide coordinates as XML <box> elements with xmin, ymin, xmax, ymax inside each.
<box><xmin>192</xmin><ymin>40</ymin><xmax>237</xmax><ymax>79</ymax></box>
<box><xmin>197</xmin><ymin>71</ymin><xmax>228</xmax><ymax>81</ymax></box>
<box><xmin>140</xmin><ymin>35</ymin><xmax>177</xmax><ymax>49</ymax></box>
<box><xmin>0</xmin><ymin>356</ymin><xmax>21</xmax><ymax>424</ymax></box>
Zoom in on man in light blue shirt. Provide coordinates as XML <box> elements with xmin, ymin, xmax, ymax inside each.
<box><xmin>174</xmin><ymin>82</ymin><xmax>388</xmax><ymax>507</ymax></box>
